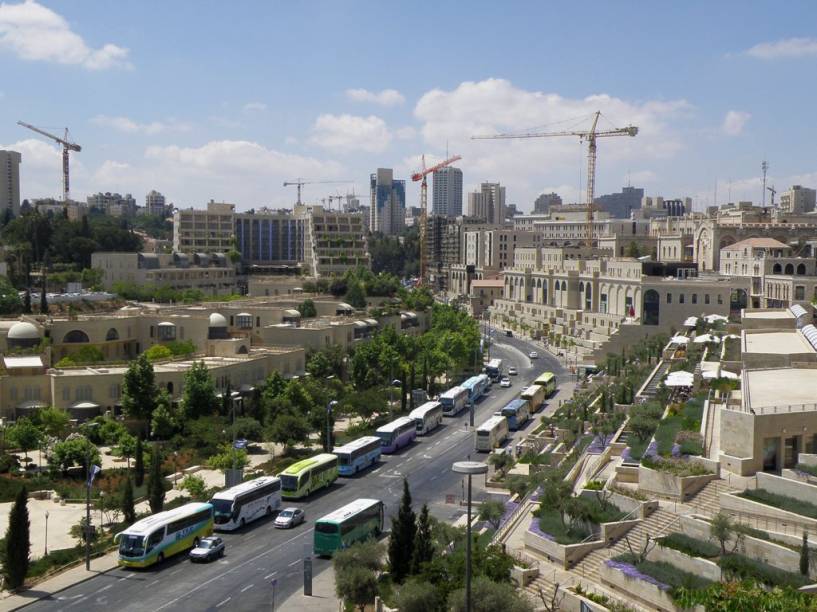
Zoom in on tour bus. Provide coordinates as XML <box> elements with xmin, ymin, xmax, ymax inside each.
<box><xmin>439</xmin><ymin>385</ymin><xmax>468</xmax><ymax>416</ymax></box>
<box><xmin>533</xmin><ymin>371</ymin><xmax>558</xmax><ymax>397</ymax></box>
<box><xmin>475</xmin><ymin>415</ymin><xmax>510</xmax><ymax>452</ymax></box>
<box><xmin>408</xmin><ymin>400</ymin><xmax>443</xmax><ymax>435</ymax></box>
<box><xmin>501</xmin><ymin>398</ymin><xmax>531</xmax><ymax>430</ymax></box>
<box><xmin>210</xmin><ymin>476</ymin><xmax>282</xmax><ymax>531</ymax></box>
<box><xmin>375</xmin><ymin>416</ymin><xmax>417</xmax><ymax>454</ymax></box>
<box><xmin>485</xmin><ymin>358</ymin><xmax>503</xmax><ymax>381</ymax></box>
<box><xmin>461</xmin><ymin>374</ymin><xmax>490</xmax><ymax>405</ymax></box>
<box><xmin>520</xmin><ymin>384</ymin><xmax>547</xmax><ymax>413</ymax></box>
<box><xmin>313</xmin><ymin>498</ymin><xmax>384</xmax><ymax>556</ymax></box>
<box><xmin>116</xmin><ymin>502</ymin><xmax>214</xmax><ymax>568</ymax></box>
<box><xmin>279</xmin><ymin>453</ymin><xmax>339</xmax><ymax>499</ymax></box>
<box><xmin>333</xmin><ymin>436</ymin><xmax>382</xmax><ymax>476</ymax></box>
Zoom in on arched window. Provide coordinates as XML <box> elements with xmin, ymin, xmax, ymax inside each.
<box><xmin>63</xmin><ymin>330</ymin><xmax>90</xmax><ymax>343</ymax></box>
<box><xmin>643</xmin><ymin>289</ymin><xmax>660</xmax><ymax>325</ymax></box>
<box><xmin>797</xmin><ymin>263</ymin><xmax>806</xmax><ymax>275</ymax></box>
<box><xmin>785</xmin><ymin>263</ymin><xmax>794</xmax><ymax>275</ymax></box>
<box><xmin>167</xmin><ymin>382</ymin><xmax>174</xmax><ymax>395</ymax></box>
<box><xmin>105</xmin><ymin>328</ymin><xmax>119</xmax><ymax>341</ymax></box>
<box><xmin>773</xmin><ymin>263</ymin><xmax>782</xmax><ymax>274</ymax></box>
<box><xmin>584</xmin><ymin>283</ymin><xmax>592</xmax><ymax>310</ymax></box>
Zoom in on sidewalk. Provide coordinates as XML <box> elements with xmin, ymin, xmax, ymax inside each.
<box><xmin>0</xmin><ymin>550</ymin><xmax>119</xmax><ymax>612</ymax></box>
<box><xmin>276</xmin><ymin>564</ymin><xmax>339</xmax><ymax>612</ymax></box>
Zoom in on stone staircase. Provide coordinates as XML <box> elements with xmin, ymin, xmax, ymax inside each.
<box><xmin>638</xmin><ymin>360</ymin><xmax>672</xmax><ymax>399</ymax></box>
<box><xmin>686</xmin><ymin>479</ymin><xmax>732</xmax><ymax>516</ymax></box>
<box><xmin>571</xmin><ymin>508</ymin><xmax>679</xmax><ymax>580</ymax></box>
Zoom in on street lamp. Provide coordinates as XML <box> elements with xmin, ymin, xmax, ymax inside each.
<box><xmin>173</xmin><ymin>451</ymin><xmax>179</xmax><ymax>488</ymax></box>
<box><xmin>452</xmin><ymin>460</ymin><xmax>488</xmax><ymax>612</ymax></box>
<box><xmin>44</xmin><ymin>510</ymin><xmax>49</xmax><ymax>556</ymax></box>
<box><xmin>99</xmin><ymin>491</ymin><xmax>105</xmax><ymax>528</ymax></box>
<box><xmin>326</xmin><ymin>401</ymin><xmax>338</xmax><ymax>451</ymax></box>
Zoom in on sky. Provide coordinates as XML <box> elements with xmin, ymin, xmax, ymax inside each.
<box><xmin>2</xmin><ymin>1</ymin><xmax>817</xmax><ymax>213</ymax></box>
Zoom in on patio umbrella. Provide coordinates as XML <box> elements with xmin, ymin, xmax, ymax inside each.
<box><xmin>704</xmin><ymin>314</ymin><xmax>729</xmax><ymax>323</ymax></box>
<box><xmin>693</xmin><ymin>333</ymin><xmax>721</xmax><ymax>344</ymax></box>
<box><xmin>683</xmin><ymin>317</ymin><xmax>699</xmax><ymax>327</ymax></box>
<box><xmin>670</xmin><ymin>335</ymin><xmax>690</xmax><ymax>345</ymax></box>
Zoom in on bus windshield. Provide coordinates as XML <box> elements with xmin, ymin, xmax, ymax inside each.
<box><xmin>211</xmin><ymin>499</ymin><xmax>233</xmax><ymax>515</ymax></box>
<box><xmin>119</xmin><ymin>534</ymin><xmax>145</xmax><ymax>557</ymax></box>
<box><xmin>375</xmin><ymin>431</ymin><xmax>393</xmax><ymax>446</ymax></box>
<box><xmin>336</xmin><ymin>453</ymin><xmax>351</xmax><ymax>466</ymax></box>
<box><xmin>280</xmin><ymin>475</ymin><xmax>299</xmax><ymax>491</ymax></box>
<box><xmin>315</xmin><ymin>522</ymin><xmax>339</xmax><ymax>534</ymax></box>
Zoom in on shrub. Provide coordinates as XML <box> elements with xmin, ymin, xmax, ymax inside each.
<box><xmin>739</xmin><ymin>488</ymin><xmax>817</xmax><ymax>519</ymax></box>
<box><xmin>613</xmin><ymin>553</ymin><xmax>712</xmax><ymax>593</ymax></box>
<box><xmin>718</xmin><ymin>553</ymin><xmax>810</xmax><ymax>588</ymax></box>
<box><xmin>659</xmin><ymin>533</ymin><xmax>720</xmax><ymax>558</ymax></box>
<box><xmin>641</xmin><ymin>457</ymin><xmax>712</xmax><ymax>477</ymax></box>
<box><xmin>145</xmin><ymin>344</ymin><xmax>172</xmax><ymax>362</ymax></box>
<box><xmin>583</xmin><ymin>480</ymin><xmax>605</xmax><ymax>491</ymax></box>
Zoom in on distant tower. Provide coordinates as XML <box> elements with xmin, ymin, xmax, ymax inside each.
<box><xmin>761</xmin><ymin>160</ymin><xmax>769</xmax><ymax>207</ymax></box>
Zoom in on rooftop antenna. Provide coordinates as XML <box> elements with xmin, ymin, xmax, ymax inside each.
<box><xmin>626</xmin><ymin>168</ymin><xmax>631</xmax><ymax>188</ymax></box>
<box><xmin>761</xmin><ymin>159</ymin><xmax>769</xmax><ymax>207</ymax></box>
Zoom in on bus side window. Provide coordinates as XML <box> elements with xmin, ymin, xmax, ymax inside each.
<box><xmin>146</xmin><ymin>530</ymin><xmax>163</xmax><ymax>552</ymax></box>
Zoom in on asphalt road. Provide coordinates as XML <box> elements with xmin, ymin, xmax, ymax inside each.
<box><xmin>24</xmin><ymin>336</ymin><xmax>566</xmax><ymax>612</ymax></box>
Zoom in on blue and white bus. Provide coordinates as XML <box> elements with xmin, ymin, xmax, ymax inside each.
<box><xmin>409</xmin><ymin>401</ymin><xmax>443</xmax><ymax>435</ymax></box>
<box><xmin>439</xmin><ymin>386</ymin><xmax>468</xmax><ymax>416</ymax></box>
<box><xmin>501</xmin><ymin>398</ymin><xmax>531</xmax><ymax>431</ymax></box>
<box><xmin>461</xmin><ymin>374</ymin><xmax>490</xmax><ymax>405</ymax></box>
<box><xmin>375</xmin><ymin>417</ymin><xmax>417</xmax><ymax>454</ymax></box>
<box><xmin>485</xmin><ymin>358</ymin><xmax>503</xmax><ymax>381</ymax></box>
<box><xmin>333</xmin><ymin>436</ymin><xmax>382</xmax><ymax>476</ymax></box>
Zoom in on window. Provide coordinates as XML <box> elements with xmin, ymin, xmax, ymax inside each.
<box><xmin>691</xmin><ymin>294</ymin><xmax>697</xmax><ymax>304</ymax></box>
<box><xmin>666</xmin><ymin>293</ymin><xmax>672</xmax><ymax>304</ymax></box>
<box><xmin>705</xmin><ymin>294</ymin><xmax>710</xmax><ymax>305</ymax></box>
<box><xmin>62</xmin><ymin>387</ymin><xmax>70</xmax><ymax>401</ymax></box>
<box><xmin>146</xmin><ymin>530</ymin><xmax>164</xmax><ymax>552</ymax></box>
<box><xmin>679</xmin><ymin>294</ymin><xmax>685</xmax><ymax>304</ymax></box>
<box><xmin>717</xmin><ymin>294</ymin><xmax>723</xmax><ymax>305</ymax></box>
<box><xmin>795</xmin><ymin>286</ymin><xmax>805</xmax><ymax>300</ymax></box>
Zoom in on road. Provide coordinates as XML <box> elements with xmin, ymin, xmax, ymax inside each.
<box><xmin>23</xmin><ymin>337</ymin><xmax>566</xmax><ymax>612</ymax></box>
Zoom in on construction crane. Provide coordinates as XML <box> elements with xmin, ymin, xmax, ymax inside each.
<box><xmin>473</xmin><ymin>111</ymin><xmax>637</xmax><ymax>247</ymax></box>
<box><xmin>767</xmin><ymin>185</ymin><xmax>777</xmax><ymax>207</ymax></box>
<box><xmin>282</xmin><ymin>179</ymin><xmax>352</xmax><ymax>206</ymax></box>
<box><xmin>411</xmin><ymin>154</ymin><xmax>462</xmax><ymax>284</ymax></box>
<box><xmin>17</xmin><ymin>121</ymin><xmax>81</xmax><ymax>202</ymax></box>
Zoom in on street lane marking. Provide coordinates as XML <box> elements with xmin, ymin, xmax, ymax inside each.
<box><xmin>264</xmin><ymin>572</ymin><xmax>277</xmax><ymax>580</ymax></box>
<box><xmin>371</xmin><ymin>467</ymin><xmax>382</xmax><ymax>473</ymax></box>
<box><xmin>429</xmin><ymin>475</ymin><xmax>439</xmax><ymax>481</ymax></box>
<box><xmin>148</xmin><ymin>579</ymin><xmax>160</xmax><ymax>587</ymax></box>
<box><xmin>67</xmin><ymin>596</ymin><xmax>89</xmax><ymax>608</ymax></box>
<box><xmin>97</xmin><ymin>585</ymin><xmax>112</xmax><ymax>593</ymax></box>
<box><xmin>216</xmin><ymin>597</ymin><xmax>231</xmax><ymax>608</ymax></box>
<box><xmin>169</xmin><ymin>567</ymin><xmax>183</xmax><ymax>576</ymax></box>
<box><xmin>240</xmin><ymin>584</ymin><xmax>254</xmax><ymax>593</ymax></box>
<box><xmin>288</xmin><ymin>559</ymin><xmax>300</xmax><ymax>567</ymax></box>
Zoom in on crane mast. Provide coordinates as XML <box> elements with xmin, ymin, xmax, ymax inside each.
<box><xmin>282</xmin><ymin>179</ymin><xmax>352</xmax><ymax>206</ymax></box>
<box><xmin>17</xmin><ymin>121</ymin><xmax>81</xmax><ymax>202</ymax></box>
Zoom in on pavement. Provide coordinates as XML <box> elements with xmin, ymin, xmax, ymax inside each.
<box><xmin>3</xmin><ymin>335</ymin><xmax>568</xmax><ymax>612</ymax></box>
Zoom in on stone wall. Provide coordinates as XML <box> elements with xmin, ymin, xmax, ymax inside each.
<box><xmin>638</xmin><ymin>464</ymin><xmax>718</xmax><ymax>501</ymax></box>
<box><xmin>756</xmin><ymin>471</ymin><xmax>817</xmax><ymax>505</ymax></box>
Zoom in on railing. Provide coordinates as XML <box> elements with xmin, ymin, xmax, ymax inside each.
<box><xmin>492</xmin><ymin>487</ymin><xmax>538</xmax><ymax>546</ymax></box>
<box><xmin>723</xmin><ymin>508</ymin><xmax>817</xmax><ymax>538</ymax></box>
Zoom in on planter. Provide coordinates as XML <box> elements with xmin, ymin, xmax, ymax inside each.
<box><xmin>524</xmin><ymin>523</ymin><xmax>603</xmax><ymax>569</ymax></box>
<box><xmin>638</xmin><ymin>464</ymin><xmax>717</xmax><ymax>501</ymax></box>
<box><xmin>511</xmin><ymin>564</ymin><xmax>539</xmax><ymax>587</ymax></box>
<box><xmin>600</xmin><ymin>560</ymin><xmax>697</xmax><ymax>612</ymax></box>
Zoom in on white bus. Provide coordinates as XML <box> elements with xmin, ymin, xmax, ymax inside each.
<box><xmin>409</xmin><ymin>401</ymin><xmax>443</xmax><ymax>435</ymax></box>
<box><xmin>485</xmin><ymin>358</ymin><xmax>503</xmax><ymax>381</ymax></box>
<box><xmin>210</xmin><ymin>476</ymin><xmax>282</xmax><ymax>531</ymax></box>
<box><xmin>475</xmin><ymin>415</ymin><xmax>509</xmax><ymax>452</ymax></box>
<box><xmin>333</xmin><ymin>436</ymin><xmax>382</xmax><ymax>476</ymax></box>
<box><xmin>521</xmin><ymin>384</ymin><xmax>546</xmax><ymax>413</ymax></box>
<box><xmin>439</xmin><ymin>386</ymin><xmax>468</xmax><ymax>416</ymax></box>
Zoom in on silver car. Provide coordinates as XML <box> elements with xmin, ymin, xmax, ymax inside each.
<box><xmin>189</xmin><ymin>536</ymin><xmax>225</xmax><ymax>562</ymax></box>
<box><xmin>274</xmin><ymin>507</ymin><xmax>305</xmax><ymax>529</ymax></box>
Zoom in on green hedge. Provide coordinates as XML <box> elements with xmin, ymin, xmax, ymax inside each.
<box><xmin>659</xmin><ymin>533</ymin><xmax>720</xmax><ymax>558</ymax></box>
<box><xmin>739</xmin><ymin>488</ymin><xmax>817</xmax><ymax>519</ymax></box>
<box><xmin>718</xmin><ymin>553</ymin><xmax>810</xmax><ymax>588</ymax></box>
<box><xmin>614</xmin><ymin>553</ymin><xmax>712</xmax><ymax>592</ymax></box>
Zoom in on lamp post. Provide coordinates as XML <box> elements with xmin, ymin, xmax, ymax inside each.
<box><xmin>99</xmin><ymin>491</ymin><xmax>105</xmax><ymax>528</ymax></box>
<box><xmin>326</xmin><ymin>401</ymin><xmax>338</xmax><ymax>452</ymax></box>
<box><xmin>44</xmin><ymin>510</ymin><xmax>49</xmax><ymax>556</ymax></box>
<box><xmin>173</xmin><ymin>451</ymin><xmax>179</xmax><ymax>488</ymax></box>
<box><xmin>452</xmin><ymin>460</ymin><xmax>488</xmax><ymax>612</ymax></box>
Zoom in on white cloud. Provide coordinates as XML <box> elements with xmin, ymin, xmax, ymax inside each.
<box><xmin>0</xmin><ymin>0</ymin><xmax>131</xmax><ymax>70</ymax></box>
<box><xmin>722</xmin><ymin>110</ymin><xmax>750</xmax><ymax>136</ymax></box>
<box><xmin>394</xmin><ymin>126</ymin><xmax>417</xmax><ymax>140</ymax></box>
<box><xmin>0</xmin><ymin>138</ymin><xmax>88</xmax><ymax>199</ymax></box>
<box><xmin>90</xmin><ymin>115</ymin><xmax>191</xmax><ymax>135</ymax></box>
<box><xmin>243</xmin><ymin>101</ymin><xmax>267</xmax><ymax>112</ymax></box>
<box><xmin>345</xmin><ymin>88</ymin><xmax>405</xmax><ymax>106</ymax></box>
<box><xmin>628</xmin><ymin>170</ymin><xmax>657</xmax><ymax>183</ymax></box>
<box><xmin>745</xmin><ymin>37</ymin><xmax>817</xmax><ymax>59</ymax></box>
<box><xmin>413</xmin><ymin>78</ymin><xmax>690</xmax><ymax>207</ymax></box>
<box><xmin>310</xmin><ymin>114</ymin><xmax>391</xmax><ymax>153</ymax></box>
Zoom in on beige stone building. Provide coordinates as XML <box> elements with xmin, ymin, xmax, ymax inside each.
<box><xmin>173</xmin><ymin>201</ymin><xmax>236</xmax><ymax>253</ymax></box>
<box><xmin>295</xmin><ymin>205</ymin><xmax>369</xmax><ymax>276</ymax></box>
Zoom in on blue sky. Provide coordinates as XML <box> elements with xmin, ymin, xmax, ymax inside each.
<box><xmin>2</xmin><ymin>0</ymin><xmax>817</xmax><ymax>211</ymax></box>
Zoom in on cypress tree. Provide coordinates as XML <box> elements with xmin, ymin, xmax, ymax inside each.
<box><xmin>410</xmin><ymin>504</ymin><xmax>434</xmax><ymax>575</ymax></box>
<box><xmin>4</xmin><ymin>486</ymin><xmax>30</xmax><ymax>589</ymax></box>
<box><xmin>23</xmin><ymin>289</ymin><xmax>31</xmax><ymax>314</ymax></box>
<box><xmin>134</xmin><ymin>437</ymin><xmax>145</xmax><ymax>487</ymax></box>
<box><xmin>122</xmin><ymin>476</ymin><xmax>136</xmax><ymax>525</ymax></box>
<box><xmin>388</xmin><ymin>478</ymin><xmax>416</xmax><ymax>583</ymax></box>
<box><xmin>39</xmin><ymin>282</ymin><xmax>47</xmax><ymax>315</ymax></box>
<box><xmin>147</xmin><ymin>446</ymin><xmax>165</xmax><ymax>513</ymax></box>
<box><xmin>801</xmin><ymin>531</ymin><xmax>810</xmax><ymax>576</ymax></box>
<box><xmin>400</xmin><ymin>374</ymin><xmax>407</xmax><ymax>413</ymax></box>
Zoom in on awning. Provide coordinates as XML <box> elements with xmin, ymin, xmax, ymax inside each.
<box><xmin>16</xmin><ymin>400</ymin><xmax>47</xmax><ymax>410</ymax></box>
<box><xmin>236</xmin><ymin>312</ymin><xmax>252</xmax><ymax>318</ymax></box>
<box><xmin>664</xmin><ymin>371</ymin><xmax>694</xmax><ymax>387</ymax></box>
<box><xmin>70</xmin><ymin>401</ymin><xmax>100</xmax><ymax>410</ymax></box>
<box><xmin>364</xmin><ymin>318</ymin><xmax>378</xmax><ymax>326</ymax></box>
<box><xmin>239</xmin><ymin>384</ymin><xmax>255</xmax><ymax>393</ymax></box>
<box><xmin>703</xmin><ymin>314</ymin><xmax>728</xmax><ymax>323</ymax></box>
<box><xmin>158</xmin><ymin>321</ymin><xmax>176</xmax><ymax>327</ymax></box>
<box><xmin>336</xmin><ymin>303</ymin><xmax>353</xmax><ymax>311</ymax></box>
<box><xmin>4</xmin><ymin>356</ymin><xmax>44</xmax><ymax>369</ymax></box>
<box><xmin>283</xmin><ymin>309</ymin><xmax>301</xmax><ymax>317</ymax></box>
<box><xmin>693</xmin><ymin>334</ymin><xmax>721</xmax><ymax>344</ymax></box>
<box><xmin>354</xmin><ymin>321</ymin><xmax>368</xmax><ymax>328</ymax></box>
<box><xmin>790</xmin><ymin>304</ymin><xmax>808</xmax><ymax>318</ymax></box>
<box><xmin>683</xmin><ymin>317</ymin><xmax>698</xmax><ymax>327</ymax></box>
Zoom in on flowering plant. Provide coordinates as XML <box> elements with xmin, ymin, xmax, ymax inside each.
<box><xmin>604</xmin><ymin>559</ymin><xmax>669</xmax><ymax>591</ymax></box>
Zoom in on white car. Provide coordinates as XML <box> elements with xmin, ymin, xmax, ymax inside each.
<box><xmin>507</xmin><ymin>366</ymin><xmax>518</xmax><ymax>376</ymax></box>
<box><xmin>274</xmin><ymin>507</ymin><xmax>306</xmax><ymax>529</ymax></box>
<box><xmin>500</xmin><ymin>377</ymin><xmax>511</xmax><ymax>388</ymax></box>
<box><xmin>529</xmin><ymin>351</ymin><xmax>539</xmax><ymax>359</ymax></box>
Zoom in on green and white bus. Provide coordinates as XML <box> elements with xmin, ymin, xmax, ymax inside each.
<box><xmin>313</xmin><ymin>498</ymin><xmax>384</xmax><ymax>556</ymax></box>
<box><xmin>116</xmin><ymin>502</ymin><xmax>214</xmax><ymax>568</ymax></box>
<box><xmin>279</xmin><ymin>453</ymin><xmax>339</xmax><ymax>499</ymax></box>
<box><xmin>533</xmin><ymin>371</ymin><xmax>557</xmax><ymax>397</ymax></box>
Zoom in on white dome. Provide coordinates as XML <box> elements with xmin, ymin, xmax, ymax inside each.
<box><xmin>8</xmin><ymin>321</ymin><xmax>40</xmax><ymax>341</ymax></box>
<box><xmin>209</xmin><ymin>313</ymin><xmax>228</xmax><ymax>327</ymax></box>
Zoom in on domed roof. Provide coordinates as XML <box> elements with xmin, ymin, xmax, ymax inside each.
<box><xmin>209</xmin><ymin>313</ymin><xmax>228</xmax><ymax>327</ymax></box>
<box><xmin>8</xmin><ymin>321</ymin><xmax>40</xmax><ymax>341</ymax></box>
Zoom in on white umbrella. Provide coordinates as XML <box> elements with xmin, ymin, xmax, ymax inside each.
<box><xmin>702</xmin><ymin>370</ymin><xmax>719</xmax><ymax>380</ymax></box>
<box><xmin>704</xmin><ymin>314</ymin><xmax>728</xmax><ymax>323</ymax></box>
<box><xmin>670</xmin><ymin>335</ymin><xmax>690</xmax><ymax>345</ymax></box>
<box><xmin>693</xmin><ymin>333</ymin><xmax>721</xmax><ymax>344</ymax></box>
<box><xmin>665</xmin><ymin>371</ymin><xmax>694</xmax><ymax>387</ymax></box>
<box><xmin>683</xmin><ymin>317</ymin><xmax>699</xmax><ymax>327</ymax></box>
<box><xmin>720</xmin><ymin>369</ymin><xmax>739</xmax><ymax>380</ymax></box>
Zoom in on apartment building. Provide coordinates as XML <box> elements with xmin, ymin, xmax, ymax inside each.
<box><xmin>173</xmin><ymin>200</ymin><xmax>236</xmax><ymax>253</ymax></box>
<box><xmin>370</xmin><ymin>168</ymin><xmax>406</xmax><ymax>235</ymax></box>
<box><xmin>87</xmin><ymin>192</ymin><xmax>137</xmax><ymax>217</ymax></box>
<box><xmin>778</xmin><ymin>185</ymin><xmax>816</xmax><ymax>214</ymax></box>
<box><xmin>234</xmin><ymin>208</ymin><xmax>302</xmax><ymax>266</ymax></box>
<box><xmin>144</xmin><ymin>190</ymin><xmax>168</xmax><ymax>217</ymax></box>
<box><xmin>0</xmin><ymin>150</ymin><xmax>21</xmax><ymax>216</ymax></box>
<box><xmin>432</xmin><ymin>166</ymin><xmax>463</xmax><ymax>217</ymax></box>
<box><xmin>467</xmin><ymin>182</ymin><xmax>505</xmax><ymax>224</ymax></box>
<box><xmin>296</xmin><ymin>205</ymin><xmax>369</xmax><ymax>276</ymax></box>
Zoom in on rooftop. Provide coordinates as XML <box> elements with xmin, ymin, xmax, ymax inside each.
<box><xmin>743</xmin><ymin>331</ymin><xmax>814</xmax><ymax>355</ymax></box>
<box><xmin>722</xmin><ymin>237</ymin><xmax>790</xmax><ymax>250</ymax></box>
<box><xmin>744</xmin><ymin>368</ymin><xmax>817</xmax><ymax>411</ymax></box>
<box><xmin>742</xmin><ymin>310</ymin><xmax>794</xmax><ymax>320</ymax></box>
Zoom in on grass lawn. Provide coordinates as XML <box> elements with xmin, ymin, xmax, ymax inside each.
<box><xmin>739</xmin><ymin>488</ymin><xmax>817</xmax><ymax>519</ymax></box>
<box><xmin>534</xmin><ymin>508</ymin><xmax>590</xmax><ymax>544</ymax></box>
<box><xmin>653</xmin><ymin>400</ymin><xmax>704</xmax><ymax>456</ymax></box>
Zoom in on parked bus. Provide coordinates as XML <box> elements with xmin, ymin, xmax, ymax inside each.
<box><xmin>475</xmin><ymin>415</ymin><xmax>509</xmax><ymax>452</ymax></box>
<box><xmin>375</xmin><ymin>416</ymin><xmax>417</xmax><ymax>453</ymax></box>
<box><xmin>533</xmin><ymin>371</ymin><xmax>557</xmax><ymax>397</ymax></box>
<box><xmin>116</xmin><ymin>502</ymin><xmax>213</xmax><ymax>568</ymax></box>
<box><xmin>279</xmin><ymin>453</ymin><xmax>339</xmax><ymax>499</ymax></box>
<box><xmin>333</xmin><ymin>436</ymin><xmax>381</xmax><ymax>476</ymax></box>
<box><xmin>485</xmin><ymin>358</ymin><xmax>503</xmax><ymax>381</ymax></box>
<box><xmin>314</xmin><ymin>498</ymin><xmax>384</xmax><ymax>556</ymax></box>
<box><xmin>409</xmin><ymin>400</ymin><xmax>443</xmax><ymax>435</ymax></box>
<box><xmin>520</xmin><ymin>384</ymin><xmax>547</xmax><ymax>413</ymax></box>
<box><xmin>461</xmin><ymin>375</ymin><xmax>490</xmax><ymax>405</ymax></box>
<box><xmin>439</xmin><ymin>386</ymin><xmax>468</xmax><ymax>416</ymax></box>
<box><xmin>210</xmin><ymin>476</ymin><xmax>282</xmax><ymax>531</ymax></box>
<box><xmin>501</xmin><ymin>398</ymin><xmax>531</xmax><ymax>430</ymax></box>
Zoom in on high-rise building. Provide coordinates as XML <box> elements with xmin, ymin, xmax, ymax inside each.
<box><xmin>145</xmin><ymin>190</ymin><xmax>167</xmax><ymax>217</ymax></box>
<box><xmin>533</xmin><ymin>192</ymin><xmax>562</xmax><ymax>214</ymax></box>
<box><xmin>297</xmin><ymin>205</ymin><xmax>369</xmax><ymax>276</ymax></box>
<box><xmin>779</xmin><ymin>185</ymin><xmax>816</xmax><ymax>214</ymax></box>
<box><xmin>594</xmin><ymin>186</ymin><xmax>644</xmax><ymax>219</ymax></box>
<box><xmin>0</xmin><ymin>150</ymin><xmax>21</xmax><ymax>216</ymax></box>
<box><xmin>87</xmin><ymin>192</ymin><xmax>137</xmax><ymax>217</ymax></box>
<box><xmin>370</xmin><ymin>168</ymin><xmax>405</xmax><ymax>235</ymax></box>
<box><xmin>467</xmin><ymin>182</ymin><xmax>505</xmax><ymax>224</ymax></box>
<box><xmin>173</xmin><ymin>200</ymin><xmax>236</xmax><ymax>253</ymax></box>
<box><xmin>432</xmin><ymin>166</ymin><xmax>463</xmax><ymax>217</ymax></box>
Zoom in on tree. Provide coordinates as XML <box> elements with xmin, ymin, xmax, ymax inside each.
<box><xmin>411</xmin><ymin>504</ymin><xmax>434</xmax><ymax>574</ymax></box>
<box><xmin>134</xmin><ymin>437</ymin><xmax>145</xmax><ymax>487</ymax></box>
<box><xmin>207</xmin><ymin>445</ymin><xmax>250</xmax><ymax>472</ymax></box>
<box><xmin>335</xmin><ymin>565</ymin><xmax>378</xmax><ymax>612</ymax></box>
<box><xmin>39</xmin><ymin>278</ymin><xmax>48</xmax><ymax>314</ymax></box>
<box><xmin>488</xmin><ymin>452</ymin><xmax>513</xmax><ymax>477</ymax></box>
<box><xmin>629</xmin><ymin>414</ymin><xmax>658</xmax><ymax>442</ymax></box>
<box><xmin>345</xmin><ymin>281</ymin><xmax>366</xmax><ymax>309</ymax></box>
<box><xmin>179</xmin><ymin>474</ymin><xmax>207</xmax><ymax>501</ymax></box>
<box><xmin>388</xmin><ymin>478</ymin><xmax>417</xmax><ymax>583</ymax></box>
<box><xmin>801</xmin><ymin>531</ymin><xmax>810</xmax><ymax>576</ymax></box>
<box><xmin>147</xmin><ymin>445</ymin><xmax>165</xmax><ymax>513</ymax></box>
<box><xmin>447</xmin><ymin>576</ymin><xmax>533</xmax><ymax>612</ymax></box>
<box><xmin>181</xmin><ymin>361</ymin><xmax>217</xmax><ymax>419</ymax></box>
<box><xmin>4</xmin><ymin>486</ymin><xmax>30</xmax><ymax>589</ymax></box>
<box><xmin>297</xmin><ymin>299</ymin><xmax>317</xmax><ymax>318</ymax></box>
<box><xmin>150</xmin><ymin>391</ymin><xmax>180</xmax><ymax>439</ymax></box>
<box><xmin>122</xmin><ymin>476</ymin><xmax>136</xmax><ymax>525</ymax></box>
<box><xmin>32</xmin><ymin>406</ymin><xmax>70</xmax><ymax>439</ymax></box>
<box><xmin>0</xmin><ymin>275</ymin><xmax>22</xmax><ymax>315</ymax></box>
<box><xmin>8</xmin><ymin>417</ymin><xmax>42</xmax><ymax>462</ymax></box>
<box><xmin>710</xmin><ymin>512</ymin><xmax>738</xmax><ymax>557</ymax></box>
<box><xmin>122</xmin><ymin>354</ymin><xmax>158</xmax><ymax>424</ymax></box>
<box><xmin>395</xmin><ymin>578</ymin><xmax>440</xmax><ymax>612</ymax></box>
<box><xmin>265</xmin><ymin>413</ymin><xmax>310</xmax><ymax>453</ymax></box>
<box><xmin>144</xmin><ymin>344</ymin><xmax>172</xmax><ymax>361</ymax></box>
<box><xmin>229</xmin><ymin>416</ymin><xmax>263</xmax><ymax>441</ymax></box>
<box><xmin>478</xmin><ymin>499</ymin><xmax>506</xmax><ymax>531</ymax></box>
<box><xmin>22</xmin><ymin>288</ymin><xmax>31</xmax><ymax>314</ymax></box>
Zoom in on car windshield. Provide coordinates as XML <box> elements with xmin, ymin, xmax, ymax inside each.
<box><xmin>119</xmin><ymin>534</ymin><xmax>145</xmax><ymax>557</ymax></box>
<box><xmin>279</xmin><ymin>510</ymin><xmax>293</xmax><ymax>518</ymax></box>
<box><xmin>198</xmin><ymin>540</ymin><xmax>215</xmax><ymax>549</ymax></box>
